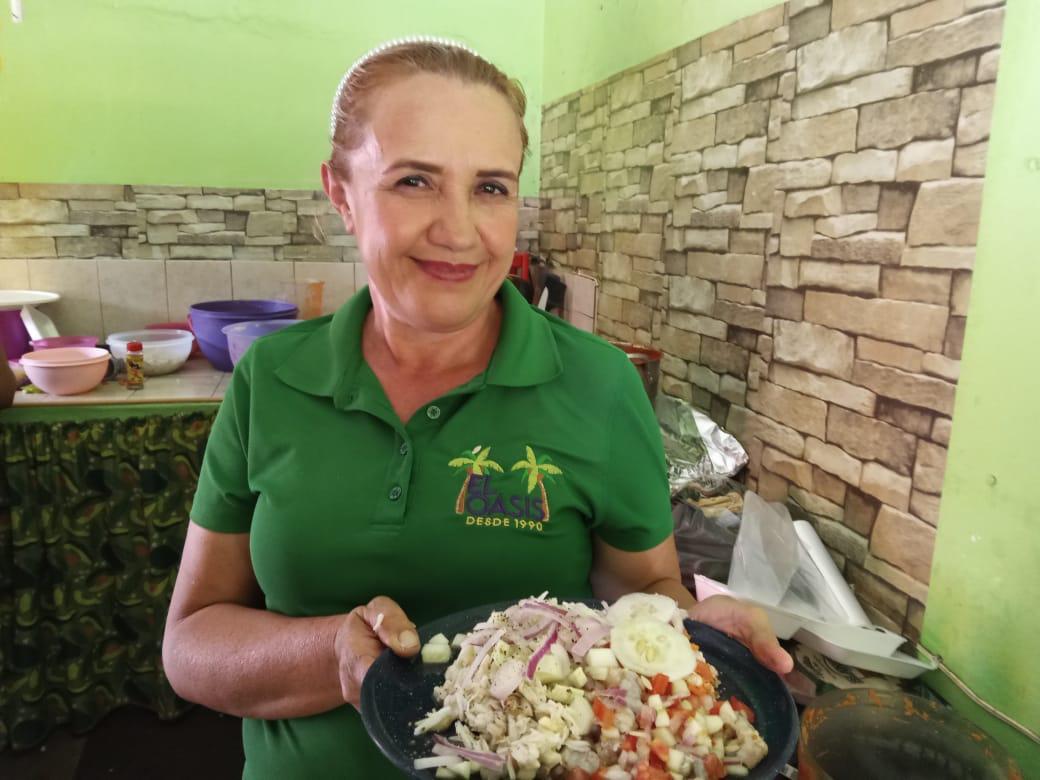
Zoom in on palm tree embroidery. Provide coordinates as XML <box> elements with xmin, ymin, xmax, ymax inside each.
<box><xmin>511</xmin><ymin>446</ymin><xmax>563</xmax><ymax>522</ymax></box>
<box><xmin>448</xmin><ymin>445</ymin><xmax>503</xmax><ymax>514</ymax></box>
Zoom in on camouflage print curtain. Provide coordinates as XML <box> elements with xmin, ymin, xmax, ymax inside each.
<box><xmin>0</xmin><ymin>410</ymin><xmax>217</xmax><ymax>751</ymax></box>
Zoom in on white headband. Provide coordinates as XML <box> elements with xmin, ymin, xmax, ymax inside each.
<box><xmin>330</xmin><ymin>36</ymin><xmax>482</xmax><ymax>137</ymax></box>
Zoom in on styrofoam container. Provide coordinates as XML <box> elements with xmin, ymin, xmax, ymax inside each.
<box><xmin>107</xmin><ymin>329</ymin><xmax>193</xmax><ymax>375</ymax></box>
<box><xmin>20</xmin><ymin>347</ymin><xmax>110</xmax><ymax>395</ymax></box>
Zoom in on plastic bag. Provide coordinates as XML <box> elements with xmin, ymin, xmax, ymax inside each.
<box><xmin>673</xmin><ymin>501</ymin><xmax>741</xmax><ymax>587</ymax></box>
<box><xmin>727</xmin><ymin>491</ymin><xmax>848</xmax><ymax>623</ymax></box>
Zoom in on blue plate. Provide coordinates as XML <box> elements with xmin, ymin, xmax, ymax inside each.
<box><xmin>361</xmin><ymin>600</ymin><xmax>798</xmax><ymax>779</ymax></box>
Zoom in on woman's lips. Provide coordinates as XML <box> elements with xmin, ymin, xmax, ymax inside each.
<box><xmin>415</xmin><ymin>258</ymin><xmax>478</xmax><ymax>282</ymax></box>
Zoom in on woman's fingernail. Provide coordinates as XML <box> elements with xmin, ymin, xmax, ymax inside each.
<box><xmin>398</xmin><ymin>629</ymin><xmax>419</xmax><ymax>649</ymax></box>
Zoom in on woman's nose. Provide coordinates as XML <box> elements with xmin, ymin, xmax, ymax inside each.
<box><xmin>428</xmin><ymin>192</ymin><xmax>478</xmax><ymax>251</ymax></box>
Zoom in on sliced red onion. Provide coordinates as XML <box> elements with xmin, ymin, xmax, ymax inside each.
<box><xmin>596</xmin><ymin>687</ymin><xmax>628</xmax><ymax>703</ymax></box>
<box><xmin>519</xmin><ymin>597</ymin><xmax>567</xmax><ymax>615</ymax></box>
<box><xmin>432</xmin><ymin>736</ymin><xmax>506</xmax><ymax>771</ymax></box>
<box><xmin>462</xmin><ymin>628</ymin><xmax>505</xmax><ymax>686</ymax></box>
<box><xmin>570</xmin><ymin>621</ymin><xmax>612</xmax><ymax>658</ymax></box>
<box><xmin>490</xmin><ymin>658</ymin><xmax>525</xmax><ymax>701</ymax></box>
<box><xmin>525</xmin><ymin>625</ymin><xmax>558</xmax><ymax>679</ymax></box>
<box><xmin>520</xmin><ymin>615</ymin><xmax>555</xmax><ymax>638</ymax></box>
<box><xmin>517</xmin><ymin>603</ymin><xmax>572</xmax><ymax>626</ymax></box>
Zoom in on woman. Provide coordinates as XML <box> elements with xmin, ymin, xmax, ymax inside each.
<box><xmin>162</xmin><ymin>38</ymin><xmax>791</xmax><ymax>778</ymax></box>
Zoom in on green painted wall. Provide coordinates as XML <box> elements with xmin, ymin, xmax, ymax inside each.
<box><xmin>921</xmin><ymin>0</ymin><xmax>1040</xmax><ymax>772</ymax></box>
<box><xmin>543</xmin><ymin>0</ymin><xmax>780</xmax><ymax>102</ymax></box>
<box><xmin>0</xmin><ymin>0</ymin><xmax>544</xmax><ymax>194</ymax></box>
<box><xmin>544</xmin><ymin>0</ymin><xmax>1039</xmax><ymax>772</ymax></box>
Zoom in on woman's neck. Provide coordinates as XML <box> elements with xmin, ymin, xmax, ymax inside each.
<box><xmin>362</xmin><ymin>297</ymin><xmax>503</xmax><ymax>380</ymax></box>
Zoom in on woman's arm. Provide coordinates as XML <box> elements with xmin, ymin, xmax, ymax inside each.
<box><xmin>162</xmin><ymin>521</ymin><xmax>420</xmax><ymax>719</ymax></box>
<box><xmin>590</xmin><ymin>533</ymin><xmax>793</xmax><ymax>674</ymax></box>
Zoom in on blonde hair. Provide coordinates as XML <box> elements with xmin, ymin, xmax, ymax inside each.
<box><xmin>327</xmin><ymin>38</ymin><xmax>529</xmax><ymax>179</ymax></box>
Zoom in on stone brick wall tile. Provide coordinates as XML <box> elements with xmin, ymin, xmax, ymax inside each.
<box><xmin>886</xmin><ymin>7</ymin><xmax>1005</xmax><ymax>68</ymax></box>
<box><xmin>832</xmin><ymin>0</ymin><xmax>929</xmax><ymax>29</ymax></box>
<box><xmin>858</xmin><ymin>90</ymin><xmax>960</xmax><ymax>149</ymax></box>
<box><xmin>827</xmin><ymin>405</ymin><xmax>917</xmax><ymax>474</ymax></box>
<box><xmin>958</xmin><ymin>83</ymin><xmax>996</xmax><ymax>146</ymax></box>
<box><xmin>907</xmin><ymin>178</ymin><xmax>983</xmax><ymax>246</ymax></box>
<box><xmin>896</xmin><ymin>139</ymin><xmax>956</xmax><ymax>181</ymax></box>
<box><xmin>728</xmin><ymin>404</ymin><xmax>807</xmax><ymax>458</ymax></box>
<box><xmin>977</xmin><ymin>48</ymin><xmax>1000</xmax><ymax>81</ymax></box>
<box><xmin>669</xmin><ymin>310</ymin><xmax>728</xmax><ymax>340</ymax></box>
<box><xmin>701</xmin><ymin>4</ymin><xmax>786</xmax><ymax>54</ymax></box>
<box><xmin>0</xmin><ymin>237</ymin><xmax>57</xmax><ymax>258</ymax></box>
<box><xmin>748</xmin><ymin>380</ymin><xmax>828</xmax><ymax>438</ymax></box>
<box><xmin>805</xmin><ymin>290</ymin><xmax>948</xmax><ymax>351</ymax></box>
<box><xmin>870</xmin><ymin>506</ymin><xmax>936</xmax><ymax>583</ymax></box>
<box><xmin>734</xmin><ymin>29</ymin><xmax>775</xmax><ymax>61</ymax></box>
<box><xmin>682</xmin><ymin>50</ymin><xmax>733</xmax><ymax>100</ymax></box>
<box><xmin>766</xmin><ymin>287</ymin><xmax>804</xmax><ymax>321</ymax></box>
<box><xmin>864</xmin><ymin>553</ymin><xmax>930</xmax><ymax>603</ymax></box>
<box><xmin>780</xmin><ymin>217</ymin><xmax>814</xmax><ymax>256</ymax></box>
<box><xmin>877</xmin><ymin>397</ymin><xmax>934</xmax><ymax>437</ymax></box>
<box><xmin>833</xmin><ymin>150</ymin><xmax>899</xmax><ymax>184</ymax></box>
<box><xmin>914</xmin><ymin>440</ymin><xmax>949</xmax><ymax>493</ymax></box>
<box><xmin>891</xmin><ymin>0</ymin><xmax>968</xmax><ymax>39</ymax></box>
<box><xmin>731</xmin><ymin>48</ymin><xmax>795</xmax><ymax>85</ymax></box>
<box><xmin>910</xmin><ymin>489</ymin><xmax>942</xmax><ymax>526</ymax></box>
<box><xmin>861</xmin><ymin>461</ymin><xmax>913</xmax><ymax>512</ymax></box>
<box><xmin>767</xmin><ymin>110</ymin><xmax>859</xmax><ymax>162</ymax></box>
<box><xmin>857</xmin><ymin>336</ymin><xmax>924</xmax><ymax>373</ymax></box>
<box><xmin>701</xmin><ymin>336</ymin><xmax>750</xmax><ymax>376</ymax></box>
<box><xmin>953</xmin><ymin>140</ymin><xmax>989</xmax><ymax>177</ymax></box>
<box><xmin>844</xmin><ymin>488</ymin><xmax>880</xmax><ymax>536</ymax></box>
<box><xmin>853</xmin><ymin>359</ymin><xmax>957</xmax><ymax>415</ymax></box>
<box><xmin>0</xmin><ymin>199</ymin><xmax>70</xmax><ymax>224</ymax></box>
<box><xmin>881</xmin><ymin>267</ymin><xmax>953</xmax><ymax>304</ymax></box>
<box><xmin>762</xmin><ymin>446</ymin><xmax>814</xmax><ymax>489</ymax></box>
<box><xmin>789</xmin><ymin>3</ymin><xmax>832</xmax><ymax>48</ymax></box>
<box><xmin>847</xmin><ymin>562</ymin><xmax>911</xmax><ymax>630</ymax></box>
<box><xmin>772</xmin><ymin>362</ymin><xmax>877</xmax><ymax>415</ymax></box>
<box><xmin>797</xmin><ymin>22</ymin><xmax>888</xmax><ymax>93</ymax></box>
<box><xmin>844</xmin><ymin>183</ymin><xmax>882</xmax><ymax>213</ymax></box>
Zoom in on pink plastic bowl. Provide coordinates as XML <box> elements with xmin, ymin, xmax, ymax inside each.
<box><xmin>20</xmin><ymin>347</ymin><xmax>111</xmax><ymax>395</ymax></box>
<box><xmin>29</xmin><ymin>335</ymin><xmax>99</xmax><ymax>351</ymax></box>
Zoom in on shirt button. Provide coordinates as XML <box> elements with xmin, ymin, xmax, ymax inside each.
<box><xmin>399</xmin><ymin>442</ymin><xmax>409</xmax><ymax>456</ymax></box>
<box><xmin>426</xmin><ymin>405</ymin><xmax>441</xmax><ymax>420</ymax></box>
<box><xmin>388</xmin><ymin>485</ymin><xmax>403</xmax><ymax>501</ymax></box>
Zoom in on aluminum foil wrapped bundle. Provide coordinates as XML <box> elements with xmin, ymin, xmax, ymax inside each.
<box><xmin>656</xmin><ymin>395</ymin><xmax>748</xmax><ymax>495</ymax></box>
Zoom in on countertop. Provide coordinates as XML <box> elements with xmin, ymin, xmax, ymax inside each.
<box><xmin>12</xmin><ymin>357</ymin><xmax>229</xmax><ymax>407</ymax></box>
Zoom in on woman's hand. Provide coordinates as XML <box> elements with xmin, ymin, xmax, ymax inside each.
<box><xmin>688</xmin><ymin>595</ymin><xmax>794</xmax><ymax>676</ymax></box>
<box><xmin>333</xmin><ymin>596</ymin><xmax>420</xmax><ymax>709</ymax></box>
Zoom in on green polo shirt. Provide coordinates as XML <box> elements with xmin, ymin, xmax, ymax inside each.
<box><xmin>190</xmin><ymin>281</ymin><xmax>673</xmax><ymax>778</ymax></box>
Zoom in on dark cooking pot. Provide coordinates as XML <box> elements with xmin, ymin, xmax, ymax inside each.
<box><xmin>799</xmin><ymin>687</ymin><xmax>1024</xmax><ymax>779</ymax></box>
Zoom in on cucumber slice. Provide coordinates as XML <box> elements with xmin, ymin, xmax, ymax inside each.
<box><xmin>609</xmin><ymin>618</ymin><xmax>697</xmax><ymax>680</ymax></box>
<box><xmin>605</xmin><ymin>592</ymin><xmax>681</xmax><ymax>625</ymax></box>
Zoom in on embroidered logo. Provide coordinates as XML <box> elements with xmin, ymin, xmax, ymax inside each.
<box><xmin>448</xmin><ymin>446</ymin><xmax>504</xmax><ymax>514</ymax></box>
<box><xmin>510</xmin><ymin>446</ymin><xmax>563</xmax><ymax>522</ymax></box>
<box><xmin>449</xmin><ymin>444</ymin><xmax>563</xmax><ymax>531</ymax></box>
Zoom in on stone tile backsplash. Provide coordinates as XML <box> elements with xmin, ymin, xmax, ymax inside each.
<box><xmin>0</xmin><ymin>184</ymin><xmax>541</xmax><ymax>334</ymax></box>
<box><xmin>539</xmin><ymin>0</ymin><xmax>1005</xmax><ymax>636</ymax></box>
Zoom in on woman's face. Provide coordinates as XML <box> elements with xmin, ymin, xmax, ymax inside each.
<box><xmin>324</xmin><ymin>73</ymin><xmax>523</xmax><ymax>335</ymax></box>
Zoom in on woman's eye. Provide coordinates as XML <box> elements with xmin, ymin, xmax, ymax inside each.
<box><xmin>397</xmin><ymin>175</ymin><xmax>429</xmax><ymax>188</ymax></box>
<box><xmin>478</xmin><ymin>181</ymin><xmax>509</xmax><ymax>196</ymax></box>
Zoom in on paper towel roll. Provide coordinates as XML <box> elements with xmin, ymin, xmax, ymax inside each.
<box><xmin>794</xmin><ymin>520</ymin><xmax>871</xmax><ymax>626</ymax></box>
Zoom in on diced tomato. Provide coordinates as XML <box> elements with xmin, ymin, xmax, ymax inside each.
<box><xmin>650</xmin><ymin>739</ymin><xmax>671</xmax><ymax>764</ymax></box>
<box><xmin>709</xmin><ymin>700</ymin><xmax>723</xmax><ymax>715</ymax></box>
<box><xmin>622</xmin><ymin>734</ymin><xmax>638</xmax><ymax>752</ymax></box>
<box><xmin>704</xmin><ymin>754</ymin><xmax>727</xmax><ymax>780</ymax></box>
<box><xmin>696</xmin><ymin>660</ymin><xmax>714</xmax><ymax>681</ymax></box>
<box><xmin>650</xmin><ymin>673</ymin><xmax>671</xmax><ymax>696</ymax></box>
<box><xmin>635</xmin><ymin>764</ymin><xmax>671</xmax><ymax>780</ymax></box>
<box><xmin>648</xmin><ymin>749</ymin><xmax>667</xmax><ymax>771</ymax></box>
<box><xmin>730</xmin><ymin>695</ymin><xmax>756</xmax><ymax>723</ymax></box>
<box><xmin>591</xmin><ymin>696</ymin><xmax>615</xmax><ymax>729</ymax></box>
<box><xmin>590</xmin><ymin>771</ymin><xmax>607</xmax><ymax>780</ymax></box>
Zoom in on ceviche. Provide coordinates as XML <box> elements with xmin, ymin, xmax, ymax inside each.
<box><xmin>412</xmin><ymin>594</ymin><xmax>767</xmax><ymax>779</ymax></box>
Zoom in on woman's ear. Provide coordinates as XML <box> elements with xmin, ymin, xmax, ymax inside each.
<box><xmin>320</xmin><ymin>162</ymin><xmax>356</xmax><ymax>233</ymax></box>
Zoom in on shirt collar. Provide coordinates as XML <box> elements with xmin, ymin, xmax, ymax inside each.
<box><xmin>274</xmin><ymin>281</ymin><xmax>561</xmax><ymax>406</ymax></box>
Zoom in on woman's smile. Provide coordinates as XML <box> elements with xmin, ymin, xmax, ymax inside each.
<box><xmin>413</xmin><ymin>258</ymin><xmax>479</xmax><ymax>283</ymax></box>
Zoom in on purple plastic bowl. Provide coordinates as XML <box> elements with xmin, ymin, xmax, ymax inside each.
<box><xmin>189</xmin><ymin>299</ymin><xmax>298</xmax><ymax>371</ymax></box>
<box><xmin>1</xmin><ymin>309</ymin><xmax>30</xmax><ymax>360</ymax></box>
<box><xmin>30</xmin><ymin>335</ymin><xmax>99</xmax><ymax>351</ymax></box>
<box><xmin>222</xmin><ymin>319</ymin><xmax>302</xmax><ymax>367</ymax></box>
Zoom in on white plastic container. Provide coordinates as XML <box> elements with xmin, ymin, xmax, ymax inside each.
<box><xmin>107</xmin><ymin>329</ymin><xmax>193</xmax><ymax>376</ymax></box>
